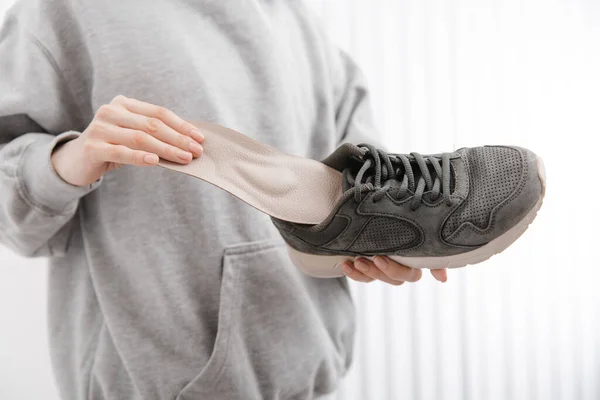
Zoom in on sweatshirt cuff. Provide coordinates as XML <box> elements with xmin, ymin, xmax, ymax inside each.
<box><xmin>18</xmin><ymin>131</ymin><xmax>102</xmax><ymax>214</ymax></box>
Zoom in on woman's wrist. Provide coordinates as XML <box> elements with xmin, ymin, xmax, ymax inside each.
<box><xmin>50</xmin><ymin>138</ymin><xmax>98</xmax><ymax>187</ymax></box>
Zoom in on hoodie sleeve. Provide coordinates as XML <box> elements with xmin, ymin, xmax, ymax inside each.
<box><xmin>0</xmin><ymin>9</ymin><xmax>101</xmax><ymax>257</ymax></box>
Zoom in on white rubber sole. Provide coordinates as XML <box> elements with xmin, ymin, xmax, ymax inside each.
<box><xmin>288</xmin><ymin>156</ymin><xmax>547</xmax><ymax>278</ymax></box>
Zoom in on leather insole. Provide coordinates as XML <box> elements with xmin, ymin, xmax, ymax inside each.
<box><xmin>157</xmin><ymin>121</ymin><xmax>343</xmax><ymax>224</ymax></box>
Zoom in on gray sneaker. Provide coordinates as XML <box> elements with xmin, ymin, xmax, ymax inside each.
<box><xmin>272</xmin><ymin>144</ymin><xmax>546</xmax><ymax>277</ymax></box>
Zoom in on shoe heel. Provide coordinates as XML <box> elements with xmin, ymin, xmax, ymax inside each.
<box><xmin>286</xmin><ymin>245</ymin><xmax>350</xmax><ymax>278</ymax></box>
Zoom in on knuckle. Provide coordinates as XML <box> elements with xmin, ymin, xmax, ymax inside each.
<box><xmin>86</xmin><ymin>122</ymin><xmax>105</xmax><ymax>137</ymax></box>
<box><xmin>178</xmin><ymin>135</ymin><xmax>191</xmax><ymax>149</ymax></box>
<box><xmin>146</xmin><ymin>117</ymin><xmax>161</xmax><ymax>133</ymax></box>
<box><xmin>155</xmin><ymin>106</ymin><xmax>169</xmax><ymax>120</ymax></box>
<box><xmin>180</xmin><ymin>121</ymin><xmax>195</xmax><ymax>135</ymax></box>
<box><xmin>81</xmin><ymin>139</ymin><xmax>96</xmax><ymax>156</ymax></box>
<box><xmin>133</xmin><ymin>152</ymin><xmax>145</xmax><ymax>165</ymax></box>
<box><xmin>132</xmin><ymin>131</ymin><xmax>146</xmax><ymax>147</ymax></box>
<box><xmin>109</xmin><ymin>145</ymin><xmax>123</xmax><ymax>161</ymax></box>
<box><xmin>160</xmin><ymin>144</ymin><xmax>174</xmax><ymax>159</ymax></box>
<box><xmin>167</xmin><ymin>146</ymin><xmax>182</xmax><ymax>159</ymax></box>
<box><xmin>111</xmin><ymin>94</ymin><xmax>127</xmax><ymax>104</ymax></box>
<box><xmin>96</xmin><ymin>104</ymin><xmax>114</xmax><ymax>120</ymax></box>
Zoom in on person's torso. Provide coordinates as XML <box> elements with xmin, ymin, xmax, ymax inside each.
<box><xmin>25</xmin><ymin>0</ymin><xmax>355</xmax><ymax>398</ymax></box>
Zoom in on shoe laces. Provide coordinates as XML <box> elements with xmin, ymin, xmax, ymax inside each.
<box><xmin>343</xmin><ymin>144</ymin><xmax>454</xmax><ymax>211</ymax></box>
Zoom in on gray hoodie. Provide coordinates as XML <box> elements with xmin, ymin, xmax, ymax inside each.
<box><xmin>0</xmin><ymin>0</ymin><xmax>380</xmax><ymax>399</ymax></box>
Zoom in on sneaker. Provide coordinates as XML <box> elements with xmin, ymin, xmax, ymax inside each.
<box><xmin>157</xmin><ymin>121</ymin><xmax>545</xmax><ymax>278</ymax></box>
<box><xmin>272</xmin><ymin>143</ymin><xmax>546</xmax><ymax>277</ymax></box>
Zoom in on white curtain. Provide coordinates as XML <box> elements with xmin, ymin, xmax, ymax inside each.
<box><xmin>1</xmin><ymin>0</ymin><xmax>599</xmax><ymax>399</ymax></box>
<box><xmin>305</xmin><ymin>0</ymin><xmax>600</xmax><ymax>399</ymax></box>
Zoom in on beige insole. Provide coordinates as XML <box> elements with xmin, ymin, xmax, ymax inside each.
<box><xmin>157</xmin><ymin>121</ymin><xmax>343</xmax><ymax>224</ymax></box>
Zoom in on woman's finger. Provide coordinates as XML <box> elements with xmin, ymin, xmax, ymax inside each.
<box><xmin>372</xmin><ymin>256</ymin><xmax>422</xmax><ymax>282</ymax></box>
<box><xmin>101</xmin><ymin>104</ymin><xmax>202</xmax><ymax>158</ymax></box>
<box><xmin>101</xmin><ymin>124</ymin><xmax>193</xmax><ymax>164</ymax></box>
<box><xmin>353</xmin><ymin>258</ymin><xmax>405</xmax><ymax>286</ymax></box>
<box><xmin>99</xmin><ymin>143</ymin><xmax>159</xmax><ymax>167</ymax></box>
<box><xmin>121</xmin><ymin>110</ymin><xmax>202</xmax><ymax>157</ymax></box>
<box><xmin>112</xmin><ymin>95</ymin><xmax>205</xmax><ymax>143</ymax></box>
<box><xmin>340</xmin><ymin>261</ymin><xmax>374</xmax><ymax>283</ymax></box>
<box><xmin>430</xmin><ymin>268</ymin><xmax>448</xmax><ymax>283</ymax></box>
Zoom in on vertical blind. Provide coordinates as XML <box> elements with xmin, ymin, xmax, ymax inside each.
<box><xmin>304</xmin><ymin>0</ymin><xmax>600</xmax><ymax>399</ymax></box>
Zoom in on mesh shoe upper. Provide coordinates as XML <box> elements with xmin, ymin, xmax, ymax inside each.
<box><xmin>442</xmin><ymin>146</ymin><xmax>524</xmax><ymax>239</ymax></box>
<box><xmin>348</xmin><ymin>216</ymin><xmax>420</xmax><ymax>252</ymax></box>
<box><xmin>272</xmin><ymin>144</ymin><xmax>543</xmax><ymax>257</ymax></box>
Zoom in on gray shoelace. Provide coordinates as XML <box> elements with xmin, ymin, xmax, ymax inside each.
<box><xmin>343</xmin><ymin>144</ymin><xmax>454</xmax><ymax>210</ymax></box>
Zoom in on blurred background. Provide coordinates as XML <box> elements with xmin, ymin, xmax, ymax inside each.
<box><xmin>1</xmin><ymin>0</ymin><xmax>599</xmax><ymax>399</ymax></box>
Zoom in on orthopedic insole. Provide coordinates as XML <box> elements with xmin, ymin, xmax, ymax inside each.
<box><xmin>157</xmin><ymin>121</ymin><xmax>343</xmax><ymax>224</ymax></box>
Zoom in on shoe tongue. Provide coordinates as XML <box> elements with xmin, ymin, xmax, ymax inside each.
<box><xmin>321</xmin><ymin>143</ymin><xmax>365</xmax><ymax>172</ymax></box>
<box><xmin>321</xmin><ymin>144</ymin><xmax>366</xmax><ymax>193</ymax></box>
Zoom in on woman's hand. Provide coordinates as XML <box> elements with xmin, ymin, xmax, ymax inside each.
<box><xmin>51</xmin><ymin>95</ymin><xmax>205</xmax><ymax>187</ymax></box>
<box><xmin>341</xmin><ymin>256</ymin><xmax>448</xmax><ymax>284</ymax></box>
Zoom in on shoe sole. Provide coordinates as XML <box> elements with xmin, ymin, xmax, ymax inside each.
<box><xmin>287</xmin><ymin>156</ymin><xmax>547</xmax><ymax>278</ymax></box>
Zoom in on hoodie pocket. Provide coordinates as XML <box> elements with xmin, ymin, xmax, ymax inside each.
<box><xmin>176</xmin><ymin>239</ymin><xmax>355</xmax><ymax>400</ymax></box>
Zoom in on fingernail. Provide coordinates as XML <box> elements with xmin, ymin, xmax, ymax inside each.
<box><xmin>144</xmin><ymin>154</ymin><xmax>159</xmax><ymax>164</ymax></box>
<box><xmin>189</xmin><ymin>142</ymin><xmax>203</xmax><ymax>155</ymax></box>
<box><xmin>178</xmin><ymin>151</ymin><xmax>192</xmax><ymax>161</ymax></box>
<box><xmin>341</xmin><ymin>263</ymin><xmax>353</xmax><ymax>274</ymax></box>
<box><xmin>355</xmin><ymin>259</ymin><xmax>368</xmax><ymax>272</ymax></box>
<box><xmin>191</xmin><ymin>129</ymin><xmax>204</xmax><ymax>141</ymax></box>
<box><xmin>374</xmin><ymin>256</ymin><xmax>388</xmax><ymax>270</ymax></box>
